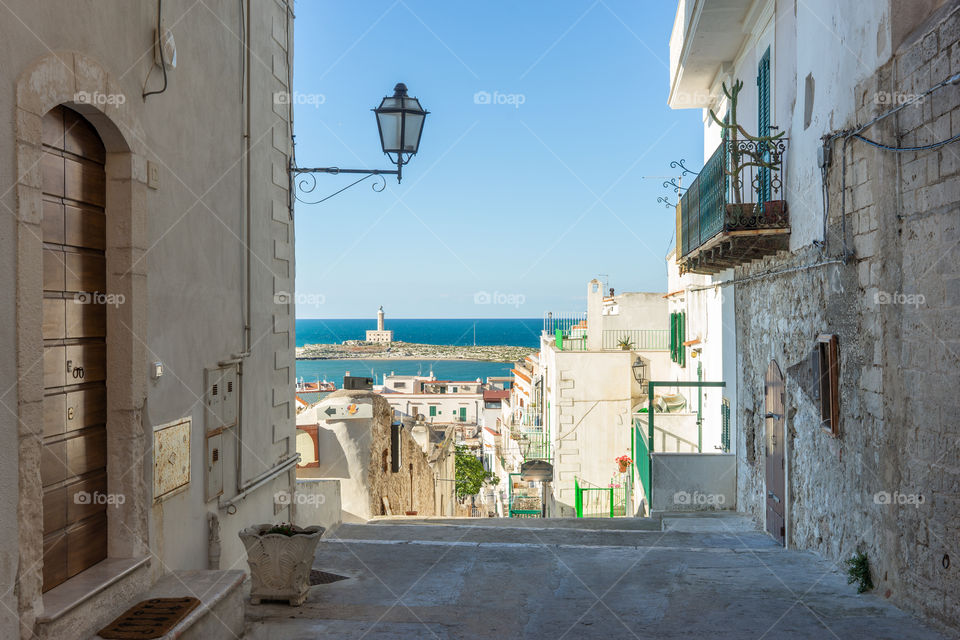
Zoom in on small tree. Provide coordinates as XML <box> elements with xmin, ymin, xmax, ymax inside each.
<box><xmin>454</xmin><ymin>445</ymin><xmax>498</xmax><ymax>499</ymax></box>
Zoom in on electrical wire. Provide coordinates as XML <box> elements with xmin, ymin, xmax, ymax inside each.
<box><xmin>142</xmin><ymin>0</ymin><xmax>168</xmax><ymax>100</ymax></box>
<box><xmin>852</xmin><ymin>131</ymin><xmax>960</xmax><ymax>152</ymax></box>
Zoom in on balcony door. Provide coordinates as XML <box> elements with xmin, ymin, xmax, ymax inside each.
<box><xmin>41</xmin><ymin>105</ymin><xmax>109</xmax><ymax>591</ymax></box>
<box><xmin>757</xmin><ymin>46</ymin><xmax>772</xmax><ymax>205</ymax></box>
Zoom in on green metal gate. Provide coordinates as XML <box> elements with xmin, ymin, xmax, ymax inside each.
<box><xmin>574</xmin><ymin>477</ymin><xmax>627</xmax><ymax>518</ymax></box>
<box><xmin>508</xmin><ymin>473</ymin><xmax>541</xmax><ymax>518</ymax></box>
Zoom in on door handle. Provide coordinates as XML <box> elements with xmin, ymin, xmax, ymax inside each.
<box><xmin>765</xmin><ymin>412</ymin><xmax>782</xmax><ymax>420</ymax></box>
<box><xmin>767</xmin><ymin>490</ymin><xmax>781</xmax><ymax>503</ymax></box>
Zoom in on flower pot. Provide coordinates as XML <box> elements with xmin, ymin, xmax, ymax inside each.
<box><xmin>618</xmin><ymin>462</ymin><xmax>629</xmax><ymax>473</ymax></box>
<box><xmin>239</xmin><ymin>524</ymin><xmax>324</xmax><ymax>605</ymax></box>
<box><xmin>405</xmin><ymin>511</ymin><xmax>418</xmax><ymax>516</ymax></box>
<box><xmin>760</xmin><ymin>200</ymin><xmax>786</xmax><ymax>224</ymax></box>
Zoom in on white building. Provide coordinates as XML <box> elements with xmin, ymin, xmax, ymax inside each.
<box><xmin>365</xmin><ymin>305</ymin><xmax>394</xmax><ymax>343</ymax></box>
<box><xmin>377</xmin><ymin>373</ymin><xmax>483</xmax><ymax>425</ymax></box>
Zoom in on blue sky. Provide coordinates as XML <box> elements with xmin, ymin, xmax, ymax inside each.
<box><xmin>292</xmin><ymin>1</ymin><xmax>703</xmax><ymax>319</ymax></box>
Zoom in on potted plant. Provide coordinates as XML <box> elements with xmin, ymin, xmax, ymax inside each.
<box><xmin>239</xmin><ymin>523</ymin><xmax>325</xmax><ymax>605</ymax></box>
<box><xmin>615</xmin><ymin>454</ymin><xmax>632</xmax><ymax>473</ymax></box>
<box><xmin>617</xmin><ymin>337</ymin><xmax>634</xmax><ymax>350</ymax></box>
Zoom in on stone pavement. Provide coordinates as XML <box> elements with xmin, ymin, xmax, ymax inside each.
<box><xmin>242</xmin><ymin>514</ymin><xmax>948</xmax><ymax>639</ymax></box>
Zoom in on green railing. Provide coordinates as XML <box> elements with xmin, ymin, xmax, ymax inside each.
<box><xmin>679</xmin><ymin>138</ymin><xmax>788</xmax><ymax>258</ymax></box>
<box><xmin>632</xmin><ymin>420</ymin><xmax>650</xmax><ymax>508</ymax></box>
<box><xmin>574</xmin><ymin>477</ymin><xmax>628</xmax><ymax>518</ymax></box>
<box><xmin>601</xmin><ymin>329</ymin><xmax>670</xmax><ymax>351</ymax></box>
<box><xmin>555</xmin><ymin>329</ymin><xmax>588</xmax><ymax>351</ymax></box>
<box><xmin>508</xmin><ymin>473</ymin><xmax>542</xmax><ymax>518</ymax></box>
<box><xmin>520</xmin><ymin>430</ymin><xmax>551</xmax><ymax>461</ymax></box>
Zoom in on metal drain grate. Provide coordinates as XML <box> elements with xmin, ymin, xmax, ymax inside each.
<box><xmin>310</xmin><ymin>570</ymin><xmax>349</xmax><ymax>585</ymax></box>
<box><xmin>98</xmin><ymin>597</ymin><xmax>201</xmax><ymax>639</ymax></box>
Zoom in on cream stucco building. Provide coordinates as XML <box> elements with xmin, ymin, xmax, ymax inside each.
<box><xmin>0</xmin><ymin>2</ymin><xmax>298</xmax><ymax>638</ymax></box>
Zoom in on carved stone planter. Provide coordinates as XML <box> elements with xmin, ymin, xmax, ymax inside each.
<box><xmin>239</xmin><ymin>524</ymin><xmax>324</xmax><ymax>605</ymax></box>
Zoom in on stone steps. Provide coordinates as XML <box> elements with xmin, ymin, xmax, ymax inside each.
<box><xmin>89</xmin><ymin>570</ymin><xmax>245</xmax><ymax>640</ymax></box>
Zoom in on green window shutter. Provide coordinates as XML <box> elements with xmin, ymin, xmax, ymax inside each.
<box><xmin>670</xmin><ymin>312</ymin><xmax>677</xmax><ymax>362</ymax></box>
<box><xmin>721</xmin><ymin>398</ymin><xmax>731</xmax><ymax>453</ymax></box>
<box><xmin>429</xmin><ymin>405</ymin><xmax>437</xmax><ymax>417</ymax></box>
<box><xmin>757</xmin><ymin>47</ymin><xmax>772</xmax><ymax>205</ymax></box>
<box><xmin>678</xmin><ymin>311</ymin><xmax>686</xmax><ymax>368</ymax></box>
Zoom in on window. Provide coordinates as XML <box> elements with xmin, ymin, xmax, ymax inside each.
<box><xmin>757</xmin><ymin>46</ymin><xmax>772</xmax><ymax>204</ymax></box>
<box><xmin>394</xmin><ymin>381</ymin><xmax>406</xmax><ymax>389</ymax></box>
<box><xmin>670</xmin><ymin>311</ymin><xmax>686</xmax><ymax>367</ymax></box>
<box><xmin>429</xmin><ymin>405</ymin><xmax>437</xmax><ymax>417</ymax></box>
<box><xmin>390</xmin><ymin>424</ymin><xmax>402</xmax><ymax>472</ymax></box>
<box><xmin>451</xmin><ymin>386</ymin><xmax>458</xmax><ymax>393</ymax></box>
<box><xmin>815</xmin><ymin>334</ymin><xmax>840</xmax><ymax>436</ymax></box>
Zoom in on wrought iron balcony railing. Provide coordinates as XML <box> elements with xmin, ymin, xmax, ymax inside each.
<box><xmin>678</xmin><ymin>137</ymin><xmax>789</xmax><ymax>273</ymax></box>
<box><xmin>601</xmin><ymin>329</ymin><xmax>670</xmax><ymax>351</ymax></box>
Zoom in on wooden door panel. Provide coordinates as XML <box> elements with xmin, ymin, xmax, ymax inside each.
<box><xmin>66</xmin><ymin>299</ymin><xmax>106</xmax><ymax>338</ymax></box>
<box><xmin>43</xmin><ymin>486</ymin><xmax>67</xmax><ymax>533</ymax></box>
<box><xmin>65</xmin><ymin>344</ymin><xmax>106</xmax><ymax>383</ymax></box>
<box><xmin>66</xmin><ymin>427</ymin><xmax>107</xmax><ymax>477</ymax></box>
<box><xmin>42</xmin><ymin>249</ymin><xmax>65</xmax><ymax>292</ymax></box>
<box><xmin>63</xmin><ymin>110</ymin><xmax>106</xmax><ymax>163</ymax></box>
<box><xmin>42</xmin><ymin>532</ymin><xmax>68</xmax><ymax>591</ymax></box>
<box><xmin>42</xmin><ymin>199</ymin><xmax>65</xmax><ymax>244</ymax></box>
<box><xmin>67</xmin><ymin>474</ymin><xmax>108</xmax><ymax>522</ymax></box>
<box><xmin>66</xmin><ymin>513</ymin><xmax>108</xmax><ymax>578</ymax></box>
<box><xmin>41</xmin><ymin>439</ymin><xmax>67</xmax><ymax>486</ymax></box>
<box><xmin>43</xmin><ymin>394</ymin><xmax>66</xmax><ymax>438</ymax></box>
<box><xmin>43</xmin><ymin>346</ymin><xmax>66</xmax><ymax>388</ymax></box>
<box><xmin>43</xmin><ymin>298</ymin><xmax>66</xmax><ymax>340</ymax></box>
<box><xmin>42</xmin><ymin>109</ymin><xmax>64</xmax><ymax>147</ymax></box>
<box><xmin>64</xmin><ymin>205</ymin><xmax>106</xmax><ymax>250</ymax></box>
<box><xmin>65</xmin><ymin>252</ymin><xmax>106</xmax><ymax>293</ymax></box>
<box><xmin>64</xmin><ymin>158</ymin><xmax>105</xmax><ymax>207</ymax></box>
<box><xmin>66</xmin><ymin>388</ymin><xmax>107</xmax><ymax>433</ymax></box>
<box><xmin>41</xmin><ymin>153</ymin><xmax>64</xmax><ymax>197</ymax></box>
<box><xmin>764</xmin><ymin>360</ymin><xmax>786</xmax><ymax>545</ymax></box>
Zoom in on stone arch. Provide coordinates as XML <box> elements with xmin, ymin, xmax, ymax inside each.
<box><xmin>15</xmin><ymin>52</ymin><xmax>150</xmax><ymax>630</ymax></box>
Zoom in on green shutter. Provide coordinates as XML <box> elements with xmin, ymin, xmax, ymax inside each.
<box><xmin>429</xmin><ymin>405</ymin><xmax>437</xmax><ymax>417</ymax></box>
<box><xmin>670</xmin><ymin>312</ymin><xmax>677</xmax><ymax>362</ymax></box>
<box><xmin>757</xmin><ymin>47</ymin><xmax>771</xmax><ymax>205</ymax></box>
<box><xmin>678</xmin><ymin>311</ymin><xmax>686</xmax><ymax>368</ymax></box>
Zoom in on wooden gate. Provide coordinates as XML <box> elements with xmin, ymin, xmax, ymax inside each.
<box><xmin>764</xmin><ymin>360</ymin><xmax>785</xmax><ymax>545</ymax></box>
<box><xmin>41</xmin><ymin>105</ymin><xmax>109</xmax><ymax>590</ymax></box>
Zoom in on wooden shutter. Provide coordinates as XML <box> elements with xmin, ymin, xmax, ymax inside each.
<box><xmin>757</xmin><ymin>47</ymin><xmax>772</xmax><ymax>204</ymax></box>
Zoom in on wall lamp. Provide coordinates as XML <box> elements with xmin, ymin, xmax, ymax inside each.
<box><xmin>291</xmin><ymin>83</ymin><xmax>429</xmax><ymax>204</ymax></box>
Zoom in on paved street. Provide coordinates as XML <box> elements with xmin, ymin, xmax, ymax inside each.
<box><xmin>242</xmin><ymin>514</ymin><xmax>947</xmax><ymax>639</ymax></box>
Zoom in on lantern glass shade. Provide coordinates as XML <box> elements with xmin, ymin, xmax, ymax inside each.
<box><xmin>632</xmin><ymin>358</ymin><xmax>647</xmax><ymax>384</ymax></box>
<box><xmin>375</xmin><ymin>83</ymin><xmax>428</xmax><ymax>156</ymax></box>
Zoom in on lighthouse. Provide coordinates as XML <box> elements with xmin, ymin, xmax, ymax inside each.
<box><xmin>365</xmin><ymin>305</ymin><xmax>394</xmax><ymax>343</ymax></box>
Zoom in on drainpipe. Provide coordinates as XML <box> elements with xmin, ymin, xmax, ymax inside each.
<box><xmin>697</xmin><ymin>360</ymin><xmax>703</xmax><ymax>453</ymax></box>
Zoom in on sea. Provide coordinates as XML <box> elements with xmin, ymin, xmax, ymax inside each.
<box><xmin>294</xmin><ymin>318</ymin><xmax>541</xmax><ymax>392</ymax></box>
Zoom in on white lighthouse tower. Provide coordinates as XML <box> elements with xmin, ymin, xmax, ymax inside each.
<box><xmin>365</xmin><ymin>305</ymin><xmax>394</xmax><ymax>343</ymax></box>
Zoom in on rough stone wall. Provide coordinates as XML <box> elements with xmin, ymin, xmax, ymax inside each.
<box><xmin>736</xmin><ymin>4</ymin><xmax>960</xmax><ymax>631</ymax></box>
<box><xmin>365</xmin><ymin>393</ymin><xmax>438</xmax><ymax>517</ymax></box>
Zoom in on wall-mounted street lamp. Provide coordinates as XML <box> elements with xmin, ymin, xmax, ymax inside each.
<box><xmin>631</xmin><ymin>357</ymin><xmax>647</xmax><ymax>385</ymax></box>
<box><xmin>291</xmin><ymin>83</ymin><xmax>429</xmax><ymax>204</ymax></box>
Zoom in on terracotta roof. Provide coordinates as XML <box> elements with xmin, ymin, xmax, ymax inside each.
<box><xmin>511</xmin><ymin>368</ymin><xmax>531</xmax><ymax>383</ymax></box>
<box><xmin>483</xmin><ymin>389</ymin><xmax>510</xmax><ymax>401</ymax></box>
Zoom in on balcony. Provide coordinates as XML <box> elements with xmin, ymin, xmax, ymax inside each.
<box><xmin>601</xmin><ymin>329</ymin><xmax>670</xmax><ymax>351</ymax></box>
<box><xmin>678</xmin><ymin>137</ymin><xmax>789</xmax><ymax>275</ymax></box>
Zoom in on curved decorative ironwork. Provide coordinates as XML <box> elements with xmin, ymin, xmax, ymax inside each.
<box><xmin>670</xmin><ymin>159</ymin><xmax>699</xmax><ymax>177</ymax></box>
<box><xmin>662</xmin><ymin>177</ymin><xmax>687</xmax><ymax>194</ymax></box>
<box><xmin>290</xmin><ymin>166</ymin><xmax>395</xmax><ymax>205</ymax></box>
<box><xmin>657</xmin><ymin>196</ymin><xmax>675</xmax><ymax>209</ymax></box>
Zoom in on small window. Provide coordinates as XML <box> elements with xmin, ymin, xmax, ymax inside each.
<box><xmin>390</xmin><ymin>424</ymin><xmax>402</xmax><ymax>472</ymax></box>
<box><xmin>429</xmin><ymin>405</ymin><xmax>437</xmax><ymax>417</ymax></box>
<box><xmin>815</xmin><ymin>334</ymin><xmax>840</xmax><ymax>436</ymax></box>
<box><xmin>394</xmin><ymin>381</ymin><xmax>406</xmax><ymax>389</ymax></box>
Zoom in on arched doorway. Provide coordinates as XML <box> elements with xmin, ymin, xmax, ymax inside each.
<box><xmin>764</xmin><ymin>360</ymin><xmax>785</xmax><ymax>546</ymax></box>
<box><xmin>40</xmin><ymin>105</ymin><xmax>108</xmax><ymax>591</ymax></box>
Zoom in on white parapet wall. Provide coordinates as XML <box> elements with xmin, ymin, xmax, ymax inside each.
<box><xmin>651</xmin><ymin>453</ymin><xmax>736</xmax><ymax>512</ymax></box>
<box><xmin>293</xmin><ymin>479</ymin><xmax>343</xmax><ymax>533</ymax></box>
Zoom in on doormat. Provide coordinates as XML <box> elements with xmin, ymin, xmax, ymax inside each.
<box><xmin>310</xmin><ymin>569</ymin><xmax>349</xmax><ymax>585</ymax></box>
<box><xmin>98</xmin><ymin>597</ymin><xmax>201</xmax><ymax>639</ymax></box>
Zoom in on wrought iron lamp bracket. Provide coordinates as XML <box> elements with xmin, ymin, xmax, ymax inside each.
<box><xmin>290</xmin><ymin>165</ymin><xmax>399</xmax><ymax>205</ymax></box>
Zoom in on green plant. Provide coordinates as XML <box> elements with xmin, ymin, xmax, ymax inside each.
<box><xmin>454</xmin><ymin>445</ymin><xmax>497</xmax><ymax>499</ymax></box>
<box><xmin>615</xmin><ymin>454</ymin><xmax>632</xmax><ymax>466</ymax></box>
<box><xmin>845</xmin><ymin>551</ymin><xmax>874</xmax><ymax>593</ymax></box>
<box><xmin>264</xmin><ymin>523</ymin><xmax>296</xmax><ymax>537</ymax></box>
<box><xmin>617</xmin><ymin>337</ymin><xmax>634</xmax><ymax>350</ymax></box>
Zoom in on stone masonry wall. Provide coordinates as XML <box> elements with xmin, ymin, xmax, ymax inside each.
<box><xmin>736</xmin><ymin>4</ymin><xmax>960</xmax><ymax>631</ymax></box>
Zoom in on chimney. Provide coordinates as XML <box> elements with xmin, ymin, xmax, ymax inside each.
<box><xmin>587</xmin><ymin>279</ymin><xmax>602</xmax><ymax>351</ymax></box>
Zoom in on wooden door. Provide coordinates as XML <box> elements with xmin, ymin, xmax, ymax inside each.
<box><xmin>41</xmin><ymin>106</ymin><xmax>108</xmax><ymax>591</ymax></box>
<box><xmin>764</xmin><ymin>360</ymin><xmax>785</xmax><ymax>545</ymax></box>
